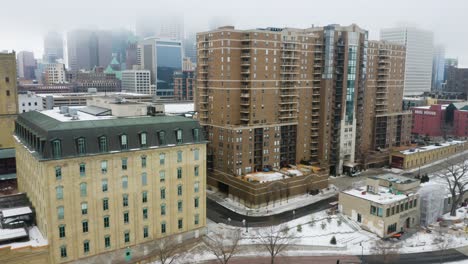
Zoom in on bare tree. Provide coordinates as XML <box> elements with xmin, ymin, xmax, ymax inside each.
<box><xmin>434</xmin><ymin>229</ymin><xmax>454</xmax><ymax>264</ymax></box>
<box><xmin>369</xmin><ymin>239</ymin><xmax>401</xmax><ymax>264</ymax></box>
<box><xmin>203</xmin><ymin>229</ymin><xmax>242</xmax><ymax>264</ymax></box>
<box><xmin>436</xmin><ymin>157</ymin><xmax>468</xmax><ymax>216</ymax></box>
<box><xmin>256</xmin><ymin>225</ymin><xmax>297</xmax><ymax>264</ymax></box>
<box><xmin>152</xmin><ymin>236</ymin><xmax>185</xmax><ymax>264</ymax></box>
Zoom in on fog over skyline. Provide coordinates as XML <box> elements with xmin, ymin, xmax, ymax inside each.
<box><xmin>2</xmin><ymin>0</ymin><xmax>467</xmax><ymax>66</ymax></box>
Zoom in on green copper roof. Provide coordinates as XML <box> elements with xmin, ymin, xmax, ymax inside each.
<box><xmin>110</xmin><ymin>57</ymin><xmax>120</xmax><ymax>65</ymax></box>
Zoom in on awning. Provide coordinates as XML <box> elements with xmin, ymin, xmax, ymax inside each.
<box><xmin>343</xmin><ymin>162</ymin><xmax>360</xmax><ymax>168</ymax></box>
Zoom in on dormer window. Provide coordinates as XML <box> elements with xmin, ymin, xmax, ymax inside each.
<box><xmin>193</xmin><ymin>128</ymin><xmax>200</xmax><ymax>142</ymax></box>
<box><xmin>121</xmin><ymin>134</ymin><xmax>128</xmax><ymax>150</ymax></box>
<box><xmin>52</xmin><ymin>140</ymin><xmax>62</xmax><ymax>158</ymax></box>
<box><xmin>76</xmin><ymin>137</ymin><xmax>86</xmax><ymax>155</ymax></box>
<box><xmin>176</xmin><ymin>129</ymin><xmax>183</xmax><ymax>144</ymax></box>
<box><xmin>158</xmin><ymin>131</ymin><xmax>166</xmax><ymax>145</ymax></box>
<box><xmin>99</xmin><ymin>136</ymin><xmax>108</xmax><ymax>152</ymax></box>
<box><xmin>140</xmin><ymin>132</ymin><xmax>147</xmax><ymax>148</ymax></box>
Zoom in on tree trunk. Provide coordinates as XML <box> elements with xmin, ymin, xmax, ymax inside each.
<box><xmin>271</xmin><ymin>256</ymin><xmax>275</xmax><ymax>264</ymax></box>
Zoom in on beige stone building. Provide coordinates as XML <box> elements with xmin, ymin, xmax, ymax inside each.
<box><xmin>14</xmin><ymin>98</ymin><xmax>206</xmax><ymax>263</ymax></box>
<box><xmin>339</xmin><ymin>174</ymin><xmax>420</xmax><ymax>238</ymax></box>
<box><xmin>0</xmin><ymin>51</ymin><xmax>18</xmax><ymax>149</ymax></box>
<box><xmin>356</xmin><ymin>41</ymin><xmax>412</xmax><ymax>169</ymax></box>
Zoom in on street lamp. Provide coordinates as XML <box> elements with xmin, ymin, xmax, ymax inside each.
<box><xmin>227</xmin><ymin>217</ymin><xmax>231</xmax><ymax>225</ymax></box>
<box><xmin>359</xmin><ymin>242</ymin><xmax>364</xmax><ymax>264</ymax></box>
<box><xmin>242</xmin><ymin>219</ymin><xmax>248</xmax><ymax>233</ymax></box>
<box><xmin>293</xmin><ymin>210</ymin><xmax>296</xmax><ymax>220</ymax></box>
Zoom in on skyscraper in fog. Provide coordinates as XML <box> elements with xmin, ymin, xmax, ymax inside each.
<box><xmin>432</xmin><ymin>45</ymin><xmax>445</xmax><ymax>91</ymax></box>
<box><xmin>67</xmin><ymin>29</ymin><xmax>114</xmax><ymax>71</ymax></box>
<box><xmin>43</xmin><ymin>31</ymin><xmax>64</xmax><ymax>63</ymax></box>
<box><xmin>137</xmin><ymin>38</ymin><xmax>182</xmax><ymax>98</ymax></box>
<box><xmin>380</xmin><ymin>27</ymin><xmax>433</xmax><ymax>96</ymax></box>
<box><xmin>17</xmin><ymin>51</ymin><xmax>36</xmax><ymax>80</ymax></box>
<box><xmin>136</xmin><ymin>16</ymin><xmax>184</xmax><ymax>41</ymax></box>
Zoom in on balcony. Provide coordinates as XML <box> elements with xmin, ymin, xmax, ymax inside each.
<box><xmin>240</xmin><ymin>52</ymin><xmax>251</xmax><ymax>58</ymax></box>
<box><xmin>240</xmin><ymin>93</ymin><xmax>250</xmax><ymax>98</ymax></box>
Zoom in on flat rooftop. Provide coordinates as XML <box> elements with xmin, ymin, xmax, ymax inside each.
<box><xmin>343</xmin><ymin>186</ymin><xmax>414</xmax><ymax>205</ymax></box>
<box><xmin>370</xmin><ymin>173</ymin><xmax>419</xmax><ymax>184</ymax></box>
<box><xmin>400</xmin><ymin>140</ymin><xmax>465</xmax><ymax>155</ymax></box>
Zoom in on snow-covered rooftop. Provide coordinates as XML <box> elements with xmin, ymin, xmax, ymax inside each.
<box><xmin>0</xmin><ymin>228</ymin><xmax>27</xmax><ymax>241</ymax></box>
<box><xmin>0</xmin><ymin>227</ymin><xmax>47</xmax><ymax>249</ymax></box>
<box><xmin>1</xmin><ymin>207</ymin><xmax>32</xmax><ymax>218</ymax></box>
<box><xmin>41</xmin><ymin>107</ymin><xmax>116</xmax><ymax>122</ymax></box>
<box><xmin>164</xmin><ymin>103</ymin><xmax>194</xmax><ymax>114</ymax></box>
<box><xmin>343</xmin><ymin>186</ymin><xmax>413</xmax><ymax>205</ymax></box>
<box><xmin>400</xmin><ymin>140</ymin><xmax>465</xmax><ymax>155</ymax></box>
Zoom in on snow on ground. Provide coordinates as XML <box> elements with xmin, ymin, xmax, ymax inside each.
<box><xmin>207</xmin><ymin>185</ymin><xmax>338</xmax><ymax>217</ymax></box>
<box><xmin>442</xmin><ymin>207</ymin><xmax>468</xmax><ymax>221</ymax></box>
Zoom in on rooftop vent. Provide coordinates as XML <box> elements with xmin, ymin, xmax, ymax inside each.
<box><xmin>59</xmin><ymin>106</ymin><xmax>69</xmax><ymax>114</ymax></box>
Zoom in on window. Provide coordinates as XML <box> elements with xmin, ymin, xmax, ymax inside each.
<box><xmin>158</xmin><ymin>131</ymin><xmax>166</xmax><ymax>145</ymax></box>
<box><xmin>177</xmin><ymin>167</ymin><xmax>182</xmax><ymax>179</ymax></box>
<box><xmin>370</xmin><ymin>205</ymin><xmax>377</xmax><ymax>215</ymax></box>
<box><xmin>194</xmin><ymin>182</ymin><xmax>200</xmax><ymax>193</ymax></box>
<box><xmin>83</xmin><ymin>240</ymin><xmax>90</xmax><ymax>254</ymax></box>
<box><xmin>55</xmin><ymin>166</ymin><xmax>62</xmax><ymax>180</ymax></box>
<box><xmin>124</xmin><ymin>231</ymin><xmax>130</xmax><ymax>243</ymax></box>
<box><xmin>140</xmin><ymin>132</ymin><xmax>147</xmax><ymax>147</ymax></box>
<box><xmin>194</xmin><ymin>166</ymin><xmax>199</xmax><ymax>177</ymax></box>
<box><xmin>176</xmin><ymin>129</ymin><xmax>183</xmax><ymax>144</ymax></box>
<box><xmin>103</xmin><ymin>198</ymin><xmax>109</xmax><ymax>210</ymax></box>
<box><xmin>59</xmin><ymin>225</ymin><xmax>66</xmax><ymax>238</ymax></box>
<box><xmin>391</xmin><ymin>206</ymin><xmax>395</xmax><ymax>215</ymax></box>
<box><xmin>386</xmin><ymin>208</ymin><xmax>390</xmax><ymax>217</ymax></box>
<box><xmin>143</xmin><ymin>208</ymin><xmax>148</xmax><ymax>219</ymax></box>
<box><xmin>400</xmin><ymin>204</ymin><xmax>404</xmax><ymax>212</ymax></box>
<box><xmin>76</xmin><ymin>137</ymin><xmax>86</xmax><ymax>155</ymax></box>
<box><xmin>104</xmin><ymin>236</ymin><xmax>111</xmax><ymax>248</ymax></box>
<box><xmin>82</xmin><ymin>220</ymin><xmax>88</xmax><ymax>233</ymax></box>
<box><xmin>177</xmin><ymin>151</ymin><xmax>183</xmax><ymax>162</ymax></box>
<box><xmin>104</xmin><ymin>216</ymin><xmax>110</xmax><ymax>228</ymax></box>
<box><xmin>123</xmin><ymin>194</ymin><xmax>129</xmax><ymax>207</ymax></box>
<box><xmin>123</xmin><ymin>211</ymin><xmax>129</xmax><ymax>224</ymax></box>
<box><xmin>405</xmin><ymin>202</ymin><xmax>409</xmax><ymax>210</ymax></box>
<box><xmin>160</xmin><ymin>170</ymin><xmax>166</xmax><ymax>182</ymax></box>
<box><xmin>141</xmin><ymin>173</ymin><xmax>147</xmax><ymax>186</ymax></box>
<box><xmin>178</xmin><ymin>219</ymin><xmax>183</xmax><ymax>229</ymax></box>
<box><xmin>52</xmin><ymin>140</ymin><xmax>62</xmax><ymax>158</ymax></box>
<box><xmin>101</xmin><ymin>160</ymin><xmax>108</xmax><ymax>174</ymax></box>
<box><xmin>143</xmin><ymin>226</ymin><xmax>149</xmax><ymax>238</ymax></box>
<box><xmin>194</xmin><ymin>197</ymin><xmax>199</xmax><ymax>208</ymax></box>
<box><xmin>159</xmin><ymin>153</ymin><xmax>165</xmax><ymax>165</ymax></box>
<box><xmin>178</xmin><ymin>200</ymin><xmax>183</xmax><ymax>212</ymax></box>
<box><xmin>387</xmin><ymin>223</ymin><xmax>397</xmax><ymax>234</ymax></box>
<box><xmin>141</xmin><ymin>155</ymin><xmax>147</xmax><ymax>168</ymax></box>
<box><xmin>194</xmin><ymin>149</ymin><xmax>199</xmax><ymax>161</ymax></box>
<box><xmin>161</xmin><ymin>222</ymin><xmax>166</xmax><ymax>234</ymax></box>
<box><xmin>161</xmin><ymin>204</ymin><xmax>166</xmax><ymax>216</ymax></box>
<box><xmin>413</xmin><ymin>199</ymin><xmax>418</xmax><ymax>207</ymax></box>
<box><xmin>142</xmin><ymin>191</ymin><xmax>148</xmax><ymax>203</ymax></box>
<box><xmin>81</xmin><ymin>202</ymin><xmax>88</xmax><ymax>215</ymax></box>
<box><xmin>396</xmin><ymin>204</ymin><xmax>400</xmax><ymax>213</ymax></box>
<box><xmin>58</xmin><ymin>206</ymin><xmax>64</xmax><ymax>220</ymax></box>
<box><xmin>195</xmin><ymin>214</ymin><xmax>200</xmax><ymax>225</ymax></box>
<box><xmin>60</xmin><ymin>245</ymin><xmax>67</xmax><ymax>258</ymax></box>
<box><xmin>102</xmin><ymin>179</ymin><xmax>108</xmax><ymax>192</ymax></box>
<box><xmin>177</xmin><ymin>185</ymin><xmax>183</xmax><ymax>196</ymax></box>
<box><xmin>80</xmin><ymin>183</ymin><xmax>87</xmax><ymax>197</ymax></box>
<box><xmin>56</xmin><ymin>186</ymin><xmax>63</xmax><ymax>199</ymax></box>
<box><xmin>193</xmin><ymin>128</ymin><xmax>200</xmax><ymax>142</ymax></box>
<box><xmin>122</xmin><ymin>176</ymin><xmax>128</xmax><ymax>189</ymax></box>
<box><xmin>377</xmin><ymin>207</ymin><xmax>383</xmax><ymax>217</ymax></box>
<box><xmin>120</xmin><ymin>134</ymin><xmax>128</xmax><ymax>150</ymax></box>
<box><xmin>122</xmin><ymin>158</ymin><xmax>128</xmax><ymax>170</ymax></box>
<box><xmin>99</xmin><ymin>136</ymin><xmax>108</xmax><ymax>152</ymax></box>
<box><xmin>79</xmin><ymin>163</ymin><xmax>86</xmax><ymax>177</ymax></box>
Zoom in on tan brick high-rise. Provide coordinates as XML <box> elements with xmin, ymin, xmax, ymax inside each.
<box><xmin>356</xmin><ymin>41</ymin><xmax>412</xmax><ymax>168</ymax></box>
<box><xmin>0</xmin><ymin>51</ymin><xmax>19</xmax><ymax>149</ymax></box>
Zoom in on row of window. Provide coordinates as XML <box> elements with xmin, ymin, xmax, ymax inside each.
<box><xmin>51</xmin><ymin>129</ymin><xmax>200</xmax><ymax>158</ymax></box>
<box><xmin>370</xmin><ymin>199</ymin><xmax>418</xmax><ymax>218</ymax></box>
<box><xmin>57</xmin><ymin>196</ymin><xmax>200</xmax><ymax>219</ymax></box>
<box><xmin>59</xmin><ymin>216</ymin><xmax>200</xmax><ymax>258</ymax></box>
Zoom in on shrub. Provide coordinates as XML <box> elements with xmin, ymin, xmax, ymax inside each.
<box><xmin>327</xmin><ymin>216</ymin><xmax>332</xmax><ymax>223</ymax></box>
<box><xmin>297</xmin><ymin>224</ymin><xmax>302</xmax><ymax>232</ymax></box>
<box><xmin>321</xmin><ymin>222</ymin><xmax>327</xmax><ymax>230</ymax></box>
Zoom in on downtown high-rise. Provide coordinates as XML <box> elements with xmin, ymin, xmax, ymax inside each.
<box><xmin>197</xmin><ymin>24</ymin><xmax>370</xmax><ymax>178</ymax></box>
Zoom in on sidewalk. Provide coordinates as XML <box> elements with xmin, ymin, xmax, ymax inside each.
<box><xmin>207</xmin><ymin>185</ymin><xmax>338</xmax><ymax>217</ymax></box>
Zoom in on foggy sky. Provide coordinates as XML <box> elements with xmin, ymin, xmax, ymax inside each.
<box><xmin>2</xmin><ymin>0</ymin><xmax>467</xmax><ymax>66</ymax></box>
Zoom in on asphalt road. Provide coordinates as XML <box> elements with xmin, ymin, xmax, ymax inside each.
<box><xmin>361</xmin><ymin>248</ymin><xmax>468</xmax><ymax>264</ymax></box>
<box><xmin>206</xmin><ymin>195</ymin><xmax>337</xmax><ymax>227</ymax></box>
